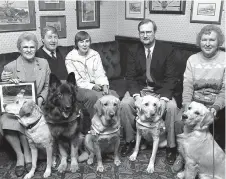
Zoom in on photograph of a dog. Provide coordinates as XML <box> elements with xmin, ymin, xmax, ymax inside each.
<box><xmin>176</xmin><ymin>101</ymin><xmax>225</xmax><ymax>179</ymax></box>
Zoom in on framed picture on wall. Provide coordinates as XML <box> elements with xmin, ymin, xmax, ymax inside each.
<box><xmin>190</xmin><ymin>0</ymin><xmax>223</xmax><ymax>24</ymax></box>
<box><xmin>39</xmin><ymin>0</ymin><xmax>65</xmax><ymax>11</ymax></box>
<box><xmin>76</xmin><ymin>0</ymin><xmax>100</xmax><ymax>29</ymax></box>
<box><xmin>40</xmin><ymin>15</ymin><xmax>66</xmax><ymax>38</ymax></box>
<box><xmin>0</xmin><ymin>0</ymin><xmax>36</xmax><ymax>32</ymax></box>
<box><xmin>125</xmin><ymin>1</ymin><xmax>145</xmax><ymax>20</ymax></box>
<box><xmin>149</xmin><ymin>0</ymin><xmax>186</xmax><ymax>14</ymax></box>
<box><xmin>0</xmin><ymin>82</ymin><xmax>37</xmax><ymax>115</ymax></box>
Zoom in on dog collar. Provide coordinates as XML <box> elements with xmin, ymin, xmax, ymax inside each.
<box><xmin>26</xmin><ymin>114</ymin><xmax>42</xmax><ymax>130</ymax></box>
<box><xmin>136</xmin><ymin>117</ymin><xmax>165</xmax><ymax>130</ymax></box>
<box><xmin>88</xmin><ymin>125</ymin><xmax>120</xmax><ymax>136</ymax></box>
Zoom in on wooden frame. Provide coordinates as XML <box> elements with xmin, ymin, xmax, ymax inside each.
<box><xmin>76</xmin><ymin>0</ymin><xmax>100</xmax><ymax>29</ymax></box>
<box><xmin>0</xmin><ymin>0</ymin><xmax>36</xmax><ymax>32</ymax></box>
<box><xmin>40</xmin><ymin>15</ymin><xmax>66</xmax><ymax>38</ymax></box>
<box><xmin>39</xmin><ymin>0</ymin><xmax>65</xmax><ymax>11</ymax></box>
<box><xmin>125</xmin><ymin>1</ymin><xmax>145</xmax><ymax>20</ymax></box>
<box><xmin>190</xmin><ymin>0</ymin><xmax>223</xmax><ymax>24</ymax></box>
<box><xmin>0</xmin><ymin>82</ymin><xmax>37</xmax><ymax>114</ymax></box>
<box><xmin>149</xmin><ymin>0</ymin><xmax>186</xmax><ymax>14</ymax></box>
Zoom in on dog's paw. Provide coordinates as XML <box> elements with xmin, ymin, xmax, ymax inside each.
<box><xmin>70</xmin><ymin>163</ymin><xmax>79</xmax><ymax>173</ymax></box>
<box><xmin>146</xmin><ymin>162</ymin><xmax>154</xmax><ymax>173</ymax></box>
<box><xmin>57</xmin><ymin>163</ymin><xmax>67</xmax><ymax>173</ymax></box>
<box><xmin>177</xmin><ymin>171</ymin><xmax>185</xmax><ymax>179</ymax></box>
<box><xmin>129</xmin><ymin>153</ymin><xmax>137</xmax><ymax>161</ymax></box>
<box><xmin>23</xmin><ymin>172</ymin><xmax>34</xmax><ymax>179</ymax></box>
<box><xmin>43</xmin><ymin>168</ymin><xmax>51</xmax><ymax>178</ymax></box>
<box><xmin>114</xmin><ymin>159</ymin><xmax>121</xmax><ymax>166</ymax></box>
<box><xmin>87</xmin><ymin>158</ymin><xmax>94</xmax><ymax>165</ymax></box>
<box><xmin>97</xmin><ymin>165</ymin><xmax>104</xmax><ymax>172</ymax></box>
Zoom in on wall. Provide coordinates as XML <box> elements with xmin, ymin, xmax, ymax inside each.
<box><xmin>0</xmin><ymin>0</ymin><xmax>117</xmax><ymax>54</ymax></box>
<box><xmin>116</xmin><ymin>1</ymin><xmax>225</xmax><ymax>46</ymax></box>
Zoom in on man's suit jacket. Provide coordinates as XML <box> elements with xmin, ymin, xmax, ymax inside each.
<box><xmin>36</xmin><ymin>46</ymin><xmax>70</xmax><ymax>80</ymax></box>
<box><xmin>4</xmin><ymin>56</ymin><xmax>50</xmax><ymax>101</ymax></box>
<box><xmin>126</xmin><ymin>40</ymin><xmax>179</xmax><ymax>104</ymax></box>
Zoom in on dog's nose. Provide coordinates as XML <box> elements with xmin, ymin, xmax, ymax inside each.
<box><xmin>109</xmin><ymin>112</ymin><xmax>115</xmax><ymax>118</ymax></box>
<box><xmin>182</xmin><ymin>114</ymin><xmax>188</xmax><ymax>120</ymax></box>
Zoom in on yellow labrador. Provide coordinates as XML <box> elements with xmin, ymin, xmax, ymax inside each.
<box><xmin>177</xmin><ymin>101</ymin><xmax>225</xmax><ymax>179</ymax></box>
<box><xmin>85</xmin><ymin>95</ymin><xmax>121</xmax><ymax>172</ymax></box>
<box><xmin>18</xmin><ymin>100</ymin><xmax>54</xmax><ymax>179</ymax></box>
<box><xmin>129</xmin><ymin>95</ymin><xmax>167</xmax><ymax>173</ymax></box>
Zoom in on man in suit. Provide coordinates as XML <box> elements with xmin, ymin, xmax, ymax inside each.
<box><xmin>120</xmin><ymin>19</ymin><xmax>180</xmax><ymax>165</ymax></box>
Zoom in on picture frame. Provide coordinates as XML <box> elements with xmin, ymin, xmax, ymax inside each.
<box><xmin>39</xmin><ymin>0</ymin><xmax>65</xmax><ymax>11</ymax></box>
<box><xmin>125</xmin><ymin>1</ymin><xmax>145</xmax><ymax>20</ymax></box>
<box><xmin>0</xmin><ymin>0</ymin><xmax>36</xmax><ymax>33</ymax></box>
<box><xmin>149</xmin><ymin>0</ymin><xmax>186</xmax><ymax>14</ymax></box>
<box><xmin>190</xmin><ymin>0</ymin><xmax>223</xmax><ymax>24</ymax></box>
<box><xmin>76</xmin><ymin>0</ymin><xmax>100</xmax><ymax>29</ymax></box>
<box><xmin>40</xmin><ymin>15</ymin><xmax>66</xmax><ymax>38</ymax></box>
<box><xmin>0</xmin><ymin>82</ymin><xmax>37</xmax><ymax>115</ymax></box>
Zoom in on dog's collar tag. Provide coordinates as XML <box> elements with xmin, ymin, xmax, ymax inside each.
<box><xmin>26</xmin><ymin>115</ymin><xmax>42</xmax><ymax>130</ymax></box>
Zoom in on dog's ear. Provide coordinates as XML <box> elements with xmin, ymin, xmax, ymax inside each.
<box><xmin>49</xmin><ymin>73</ymin><xmax>61</xmax><ymax>90</ymax></box>
<box><xmin>200</xmin><ymin>112</ymin><xmax>214</xmax><ymax>129</ymax></box>
<box><xmin>67</xmin><ymin>72</ymin><xmax>77</xmax><ymax>86</ymax></box>
<box><xmin>94</xmin><ymin>99</ymin><xmax>102</xmax><ymax>116</ymax></box>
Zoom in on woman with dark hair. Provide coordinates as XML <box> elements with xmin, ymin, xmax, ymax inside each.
<box><xmin>0</xmin><ymin>32</ymin><xmax>50</xmax><ymax>177</ymax></box>
<box><xmin>65</xmin><ymin>31</ymin><xmax>118</xmax><ymax>98</ymax></box>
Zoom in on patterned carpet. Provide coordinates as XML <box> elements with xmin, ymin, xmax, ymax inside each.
<box><xmin>0</xmin><ymin>146</ymin><xmax>177</xmax><ymax>179</ymax></box>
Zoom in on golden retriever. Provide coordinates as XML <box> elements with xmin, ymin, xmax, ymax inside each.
<box><xmin>129</xmin><ymin>95</ymin><xmax>167</xmax><ymax>173</ymax></box>
<box><xmin>84</xmin><ymin>95</ymin><xmax>121</xmax><ymax>172</ymax></box>
<box><xmin>177</xmin><ymin>101</ymin><xmax>225</xmax><ymax>179</ymax></box>
<box><xmin>18</xmin><ymin>100</ymin><xmax>54</xmax><ymax>179</ymax></box>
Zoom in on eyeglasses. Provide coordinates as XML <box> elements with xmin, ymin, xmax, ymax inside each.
<box><xmin>22</xmin><ymin>46</ymin><xmax>36</xmax><ymax>51</ymax></box>
<box><xmin>139</xmin><ymin>31</ymin><xmax>153</xmax><ymax>37</ymax></box>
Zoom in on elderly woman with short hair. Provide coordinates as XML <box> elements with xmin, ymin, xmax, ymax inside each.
<box><xmin>0</xmin><ymin>32</ymin><xmax>50</xmax><ymax>177</ymax></box>
<box><xmin>173</xmin><ymin>24</ymin><xmax>225</xmax><ymax>172</ymax></box>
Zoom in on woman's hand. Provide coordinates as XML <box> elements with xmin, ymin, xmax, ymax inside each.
<box><xmin>102</xmin><ymin>85</ymin><xmax>109</xmax><ymax>95</ymax></box>
<box><xmin>92</xmin><ymin>84</ymin><xmax>102</xmax><ymax>92</ymax></box>
<box><xmin>209</xmin><ymin>108</ymin><xmax>217</xmax><ymax>116</ymax></box>
<box><xmin>1</xmin><ymin>71</ymin><xmax>13</xmax><ymax>82</ymax></box>
<box><xmin>37</xmin><ymin>97</ymin><xmax>44</xmax><ymax>107</ymax></box>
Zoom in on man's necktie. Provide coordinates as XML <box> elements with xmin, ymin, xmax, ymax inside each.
<box><xmin>51</xmin><ymin>51</ymin><xmax>56</xmax><ymax>60</ymax></box>
<box><xmin>146</xmin><ymin>48</ymin><xmax>153</xmax><ymax>82</ymax></box>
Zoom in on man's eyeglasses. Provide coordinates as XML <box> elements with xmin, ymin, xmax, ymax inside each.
<box><xmin>139</xmin><ymin>31</ymin><xmax>153</xmax><ymax>37</ymax></box>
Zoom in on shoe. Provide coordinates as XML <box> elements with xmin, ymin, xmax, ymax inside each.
<box><xmin>121</xmin><ymin>140</ymin><xmax>135</xmax><ymax>157</ymax></box>
<box><xmin>25</xmin><ymin>162</ymin><xmax>32</xmax><ymax>173</ymax></box>
<box><xmin>166</xmin><ymin>147</ymin><xmax>177</xmax><ymax>165</ymax></box>
<box><xmin>172</xmin><ymin>155</ymin><xmax>184</xmax><ymax>173</ymax></box>
<box><xmin>15</xmin><ymin>165</ymin><xmax>25</xmax><ymax>177</ymax></box>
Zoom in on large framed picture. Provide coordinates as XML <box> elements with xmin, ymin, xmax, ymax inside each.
<box><xmin>0</xmin><ymin>0</ymin><xmax>36</xmax><ymax>33</ymax></box>
<box><xmin>190</xmin><ymin>0</ymin><xmax>223</xmax><ymax>24</ymax></box>
<box><xmin>0</xmin><ymin>82</ymin><xmax>37</xmax><ymax>115</ymax></box>
<box><xmin>76</xmin><ymin>0</ymin><xmax>100</xmax><ymax>29</ymax></box>
<box><xmin>125</xmin><ymin>1</ymin><xmax>145</xmax><ymax>20</ymax></box>
<box><xmin>149</xmin><ymin>0</ymin><xmax>186</xmax><ymax>14</ymax></box>
<box><xmin>39</xmin><ymin>0</ymin><xmax>65</xmax><ymax>11</ymax></box>
<box><xmin>40</xmin><ymin>15</ymin><xmax>66</xmax><ymax>38</ymax></box>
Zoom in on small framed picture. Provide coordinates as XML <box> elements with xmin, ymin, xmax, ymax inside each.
<box><xmin>39</xmin><ymin>0</ymin><xmax>65</xmax><ymax>11</ymax></box>
<box><xmin>125</xmin><ymin>1</ymin><xmax>145</xmax><ymax>20</ymax></box>
<box><xmin>40</xmin><ymin>15</ymin><xmax>66</xmax><ymax>38</ymax></box>
<box><xmin>0</xmin><ymin>82</ymin><xmax>37</xmax><ymax>115</ymax></box>
<box><xmin>149</xmin><ymin>0</ymin><xmax>186</xmax><ymax>14</ymax></box>
<box><xmin>190</xmin><ymin>0</ymin><xmax>223</xmax><ymax>24</ymax></box>
<box><xmin>76</xmin><ymin>0</ymin><xmax>100</xmax><ymax>29</ymax></box>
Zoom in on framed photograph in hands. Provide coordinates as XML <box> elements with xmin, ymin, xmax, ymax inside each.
<box><xmin>0</xmin><ymin>82</ymin><xmax>37</xmax><ymax>115</ymax></box>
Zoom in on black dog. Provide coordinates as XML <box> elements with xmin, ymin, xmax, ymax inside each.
<box><xmin>44</xmin><ymin>72</ymin><xmax>83</xmax><ymax>173</ymax></box>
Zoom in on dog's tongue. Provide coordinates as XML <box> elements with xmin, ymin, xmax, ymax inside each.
<box><xmin>62</xmin><ymin>111</ymin><xmax>69</xmax><ymax>118</ymax></box>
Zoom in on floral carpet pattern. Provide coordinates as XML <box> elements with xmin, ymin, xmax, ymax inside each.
<box><xmin>0</xmin><ymin>147</ymin><xmax>177</xmax><ymax>179</ymax></box>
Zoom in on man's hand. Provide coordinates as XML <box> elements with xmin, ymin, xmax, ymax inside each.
<box><xmin>102</xmin><ymin>85</ymin><xmax>109</xmax><ymax>95</ymax></box>
<box><xmin>209</xmin><ymin>108</ymin><xmax>217</xmax><ymax>116</ymax></box>
<box><xmin>1</xmin><ymin>71</ymin><xmax>13</xmax><ymax>82</ymax></box>
<box><xmin>92</xmin><ymin>84</ymin><xmax>102</xmax><ymax>92</ymax></box>
<box><xmin>159</xmin><ymin>99</ymin><xmax>166</xmax><ymax>117</ymax></box>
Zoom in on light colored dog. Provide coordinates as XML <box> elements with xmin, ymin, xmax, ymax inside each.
<box><xmin>85</xmin><ymin>95</ymin><xmax>121</xmax><ymax>172</ymax></box>
<box><xmin>177</xmin><ymin>101</ymin><xmax>225</xmax><ymax>179</ymax></box>
<box><xmin>18</xmin><ymin>100</ymin><xmax>54</xmax><ymax>179</ymax></box>
<box><xmin>129</xmin><ymin>95</ymin><xmax>167</xmax><ymax>173</ymax></box>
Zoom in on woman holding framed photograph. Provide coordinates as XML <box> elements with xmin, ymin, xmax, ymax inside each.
<box><xmin>0</xmin><ymin>32</ymin><xmax>50</xmax><ymax>177</ymax></box>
